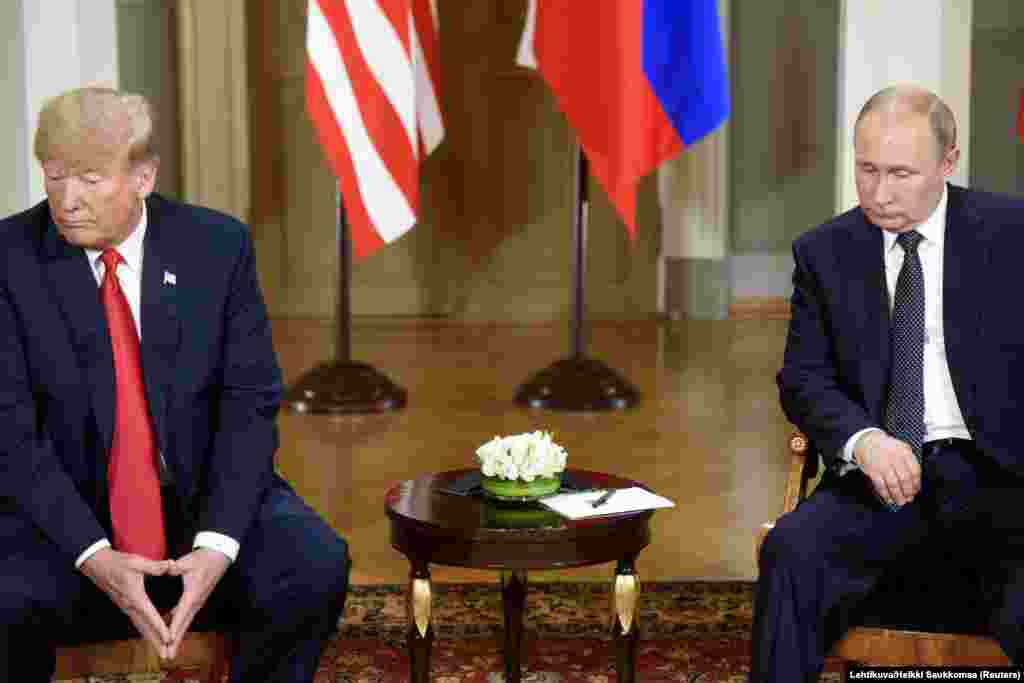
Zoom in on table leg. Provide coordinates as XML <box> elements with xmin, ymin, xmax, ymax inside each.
<box><xmin>611</xmin><ymin>556</ymin><xmax>640</xmax><ymax>683</ymax></box>
<box><xmin>501</xmin><ymin>570</ymin><xmax>528</xmax><ymax>683</ymax></box>
<box><xmin>407</xmin><ymin>562</ymin><xmax>433</xmax><ymax>683</ymax></box>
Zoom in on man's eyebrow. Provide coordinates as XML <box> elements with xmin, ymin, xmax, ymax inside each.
<box><xmin>854</xmin><ymin>161</ymin><xmax>916</xmax><ymax>173</ymax></box>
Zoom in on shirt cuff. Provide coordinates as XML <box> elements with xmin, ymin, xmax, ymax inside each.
<box><xmin>75</xmin><ymin>539</ymin><xmax>112</xmax><ymax>569</ymax></box>
<box><xmin>839</xmin><ymin>427</ymin><xmax>884</xmax><ymax>475</ymax></box>
<box><xmin>193</xmin><ymin>531</ymin><xmax>240</xmax><ymax>562</ymax></box>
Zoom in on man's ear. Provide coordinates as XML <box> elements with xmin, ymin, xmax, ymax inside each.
<box><xmin>942</xmin><ymin>146</ymin><xmax>960</xmax><ymax>178</ymax></box>
<box><xmin>136</xmin><ymin>157</ymin><xmax>160</xmax><ymax>198</ymax></box>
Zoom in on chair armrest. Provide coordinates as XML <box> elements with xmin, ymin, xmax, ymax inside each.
<box><xmin>782</xmin><ymin>431</ymin><xmax>817</xmax><ymax>514</ymax></box>
<box><xmin>756</xmin><ymin>431</ymin><xmax>820</xmax><ymax>564</ymax></box>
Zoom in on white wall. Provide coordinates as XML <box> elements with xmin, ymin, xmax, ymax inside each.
<box><xmin>836</xmin><ymin>0</ymin><xmax>972</xmax><ymax>213</ymax></box>
<box><xmin>2</xmin><ymin>1</ymin><xmax>119</xmax><ymax>216</ymax></box>
<box><xmin>0</xmin><ymin>0</ymin><xmax>29</xmax><ymax>218</ymax></box>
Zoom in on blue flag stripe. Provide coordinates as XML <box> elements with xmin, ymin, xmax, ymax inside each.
<box><xmin>643</xmin><ymin>0</ymin><xmax>730</xmax><ymax>146</ymax></box>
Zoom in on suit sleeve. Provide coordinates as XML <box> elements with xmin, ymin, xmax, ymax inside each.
<box><xmin>0</xmin><ymin>279</ymin><xmax>108</xmax><ymax>563</ymax></box>
<box><xmin>776</xmin><ymin>240</ymin><xmax>877</xmax><ymax>470</ymax></box>
<box><xmin>194</xmin><ymin>227</ymin><xmax>283</xmax><ymax>543</ymax></box>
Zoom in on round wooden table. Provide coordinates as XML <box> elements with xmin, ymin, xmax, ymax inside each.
<box><xmin>385</xmin><ymin>468</ymin><xmax>657</xmax><ymax>683</ymax></box>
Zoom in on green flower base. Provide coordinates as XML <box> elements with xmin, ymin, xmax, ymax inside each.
<box><xmin>483</xmin><ymin>504</ymin><xmax>563</xmax><ymax>529</ymax></box>
<box><xmin>480</xmin><ymin>474</ymin><xmax>561</xmax><ymax>500</ymax></box>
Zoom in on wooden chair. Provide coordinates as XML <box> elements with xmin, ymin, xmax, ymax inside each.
<box><xmin>53</xmin><ymin>631</ymin><xmax>231</xmax><ymax>682</ymax></box>
<box><xmin>755</xmin><ymin>431</ymin><xmax>1010</xmax><ymax>671</ymax></box>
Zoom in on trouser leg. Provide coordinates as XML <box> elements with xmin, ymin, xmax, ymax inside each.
<box><xmin>749</xmin><ymin>472</ymin><xmax>931</xmax><ymax>683</ymax></box>
<box><xmin>0</xmin><ymin>539</ymin><xmax>92</xmax><ymax>683</ymax></box>
<box><xmin>217</xmin><ymin>482</ymin><xmax>350</xmax><ymax>683</ymax></box>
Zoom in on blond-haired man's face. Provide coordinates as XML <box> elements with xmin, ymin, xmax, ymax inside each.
<box><xmin>42</xmin><ymin>142</ymin><xmax>156</xmax><ymax>250</ymax></box>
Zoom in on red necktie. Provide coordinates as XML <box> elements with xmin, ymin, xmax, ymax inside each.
<box><xmin>100</xmin><ymin>249</ymin><xmax>167</xmax><ymax>560</ymax></box>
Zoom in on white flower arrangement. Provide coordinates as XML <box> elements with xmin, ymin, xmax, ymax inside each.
<box><xmin>475</xmin><ymin>431</ymin><xmax>568</xmax><ymax>482</ymax></box>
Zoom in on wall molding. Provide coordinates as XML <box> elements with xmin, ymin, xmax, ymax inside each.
<box><xmin>728</xmin><ymin>296</ymin><xmax>791</xmax><ymax>320</ymax></box>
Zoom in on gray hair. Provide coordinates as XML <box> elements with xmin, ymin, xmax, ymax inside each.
<box><xmin>855</xmin><ymin>85</ymin><xmax>957</xmax><ymax>156</ymax></box>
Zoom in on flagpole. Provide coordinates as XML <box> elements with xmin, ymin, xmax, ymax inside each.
<box><xmin>285</xmin><ymin>185</ymin><xmax>407</xmax><ymax>414</ymax></box>
<box><xmin>514</xmin><ymin>144</ymin><xmax>640</xmax><ymax>411</ymax></box>
<box><xmin>336</xmin><ymin>184</ymin><xmax>351</xmax><ymax>363</ymax></box>
<box><xmin>571</xmin><ymin>149</ymin><xmax>587</xmax><ymax>358</ymax></box>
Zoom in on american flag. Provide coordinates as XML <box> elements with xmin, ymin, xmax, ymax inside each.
<box><xmin>306</xmin><ymin>0</ymin><xmax>444</xmax><ymax>259</ymax></box>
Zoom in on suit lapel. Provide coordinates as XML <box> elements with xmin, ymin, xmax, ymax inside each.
<box><xmin>41</xmin><ymin>218</ymin><xmax>117</xmax><ymax>454</ymax></box>
<box><xmin>844</xmin><ymin>211</ymin><xmax>891</xmax><ymax>420</ymax></box>
<box><xmin>139</xmin><ymin>196</ymin><xmax>182</xmax><ymax>461</ymax></box>
<box><xmin>942</xmin><ymin>185</ymin><xmax>986</xmax><ymax>424</ymax></box>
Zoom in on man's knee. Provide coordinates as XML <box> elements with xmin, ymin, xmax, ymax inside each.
<box><xmin>248</xmin><ymin>528</ymin><xmax>350</xmax><ymax>619</ymax></box>
<box><xmin>758</xmin><ymin>517</ymin><xmax>821</xmax><ymax>575</ymax></box>
<box><xmin>309</xmin><ymin>532</ymin><xmax>351</xmax><ymax>604</ymax></box>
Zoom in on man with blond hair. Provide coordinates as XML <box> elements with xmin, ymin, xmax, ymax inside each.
<box><xmin>0</xmin><ymin>87</ymin><xmax>350</xmax><ymax>682</ymax></box>
<box><xmin>752</xmin><ymin>84</ymin><xmax>1024</xmax><ymax>680</ymax></box>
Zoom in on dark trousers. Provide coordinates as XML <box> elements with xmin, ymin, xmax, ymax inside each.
<box><xmin>0</xmin><ymin>480</ymin><xmax>350</xmax><ymax>683</ymax></box>
<box><xmin>750</xmin><ymin>440</ymin><xmax>1024</xmax><ymax>682</ymax></box>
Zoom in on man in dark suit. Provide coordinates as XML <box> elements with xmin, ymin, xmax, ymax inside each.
<box><xmin>750</xmin><ymin>84</ymin><xmax>1024</xmax><ymax>680</ymax></box>
<box><xmin>0</xmin><ymin>87</ymin><xmax>350</xmax><ymax>682</ymax></box>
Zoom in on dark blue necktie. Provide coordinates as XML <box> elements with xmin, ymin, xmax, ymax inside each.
<box><xmin>884</xmin><ymin>230</ymin><xmax>926</xmax><ymax>461</ymax></box>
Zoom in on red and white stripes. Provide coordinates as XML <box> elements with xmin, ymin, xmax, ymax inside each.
<box><xmin>306</xmin><ymin>0</ymin><xmax>443</xmax><ymax>258</ymax></box>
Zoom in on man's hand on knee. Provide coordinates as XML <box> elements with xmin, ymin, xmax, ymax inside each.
<box><xmin>854</xmin><ymin>431</ymin><xmax>922</xmax><ymax>507</ymax></box>
<box><xmin>79</xmin><ymin>548</ymin><xmax>174</xmax><ymax>659</ymax></box>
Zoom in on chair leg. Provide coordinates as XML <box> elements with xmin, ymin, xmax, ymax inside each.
<box><xmin>203</xmin><ymin>634</ymin><xmax>232</xmax><ymax>683</ymax></box>
<box><xmin>165</xmin><ymin>633</ymin><xmax>231</xmax><ymax>683</ymax></box>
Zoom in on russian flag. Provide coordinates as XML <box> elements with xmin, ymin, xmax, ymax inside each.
<box><xmin>518</xmin><ymin>0</ymin><xmax>730</xmax><ymax>239</ymax></box>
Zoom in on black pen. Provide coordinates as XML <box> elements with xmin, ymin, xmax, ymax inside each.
<box><xmin>591</xmin><ymin>489</ymin><xmax>616</xmax><ymax>508</ymax></box>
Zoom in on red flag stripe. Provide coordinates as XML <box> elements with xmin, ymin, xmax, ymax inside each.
<box><xmin>412</xmin><ymin>0</ymin><xmax>443</xmax><ymax>156</ymax></box>
<box><xmin>376</xmin><ymin>0</ymin><xmax>412</xmax><ymax>56</ymax></box>
<box><xmin>306</xmin><ymin>61</ymin><xmax>385</xmax><ymax>257</ymax></box>
<box><xmin>412</xmin><ymin>0</ymin><xmax>441</xmax><ymax>113</ymax></box>
<box><xmin>316</xmin><ymin>0</ymin><xmax>419</xmax><ymax>214</ymax></box>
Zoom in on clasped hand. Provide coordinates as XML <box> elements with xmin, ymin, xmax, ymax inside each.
<box><xmin>854</xmin><ymin>431</ymin><xmax>923</xmax><ymax>507</ymax></box>
<box><xmin>80</xmin><ymin>547</ymin><xmax>231</xmax><ymax>660</ymax></box>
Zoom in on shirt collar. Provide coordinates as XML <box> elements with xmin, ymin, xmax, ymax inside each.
<box><xmin>86</xmin><ymin>201</ymin><xmax>148</xmax><ymax>275</ymax></box>
<box><xmin>882</xmin><ymin>184</ymin><xmax>948</xmax><ymax>254</ymax></box>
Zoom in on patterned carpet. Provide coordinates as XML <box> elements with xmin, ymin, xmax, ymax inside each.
<box><xmin>57</xmin><ymin>581</ymin><xmax>842</xmax><ymax>682</ymax></box>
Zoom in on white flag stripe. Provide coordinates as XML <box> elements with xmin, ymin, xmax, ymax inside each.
<box><xmin>411</xmin><ymin>24</ymin><xmax>444</xmax><ymax>155</ymax></box>
<box><xmin>345</xmin><ymin>0</ymin><xmax>417</xmax><ymax>154</ymax></box>
<box><xmin>308</xmin><ymin>1</ymin><xmax>415</xmax><ymax>241</ymax></box>
<box><xmin>516</xmin><ymin>0</ymin><xmax>538</xmax><ymax>69</ymax></box>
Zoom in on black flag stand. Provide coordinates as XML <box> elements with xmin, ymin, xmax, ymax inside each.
<box><xmin>514</xmin><ymin>146</ymin><xmax>640</xmax><ymax>411</ymax></box>
<box><xmin>286</xmin><ymin>197</ymin><xmax>407</xmax><ymax>414</ymax></box>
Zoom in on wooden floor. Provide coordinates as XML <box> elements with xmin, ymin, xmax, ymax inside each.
<box><xmin>270</xmin><ymin>317</ymin><xmax>793</xmax><ymax>586</ymax></box>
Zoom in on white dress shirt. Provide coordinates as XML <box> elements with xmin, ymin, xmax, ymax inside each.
<box><xmin>74</xmin><ymin>204</ymin><xmax>240</xmax><ymax>567</ymax></box>
<box><xmin>841</xmin><ymin>186</ymin><xmax>972</xmax><ymax>472</ymax></box>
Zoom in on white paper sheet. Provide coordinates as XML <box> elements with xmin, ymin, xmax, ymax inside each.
<box><xmin>539</xmin><ymin>486</ymin><xmax>675</xmax><ymax>519</ymax></box>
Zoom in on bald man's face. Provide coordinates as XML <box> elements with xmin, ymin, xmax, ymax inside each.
<box><xmin>854</xmin><ymin>110</ymin><xmax>958</xmax><ymax>234</ymax></box>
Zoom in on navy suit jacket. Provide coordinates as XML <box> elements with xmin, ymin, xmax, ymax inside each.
<box><xmin>778</xmin><ymin>184</ymin><xmax>1024</xmax><ymax>476</ymax></box>
<box><xmin>0</xmin><ymin>194</ymin><xmax>284</xmax><ymax>565</ymax></box>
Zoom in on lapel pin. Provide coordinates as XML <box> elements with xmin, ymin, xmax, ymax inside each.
<box><xmin>163</xmin><ymin>271</ymin><xmax>177</xmax><ymax>286</ymax></box>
